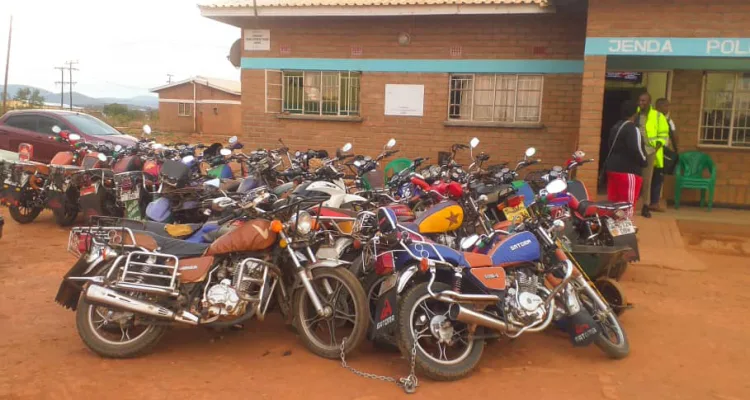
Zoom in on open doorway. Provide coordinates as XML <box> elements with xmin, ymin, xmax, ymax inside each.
<box><xmin>597</xmin><ymin>71</ymin><xmax>671</xmax><ymax>193</ymax></box>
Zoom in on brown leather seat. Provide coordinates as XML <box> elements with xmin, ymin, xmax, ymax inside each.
<box><xmin>463</xmin><ymin>252</ymin><xmax>493</xmax><ymax>268</ymax></box>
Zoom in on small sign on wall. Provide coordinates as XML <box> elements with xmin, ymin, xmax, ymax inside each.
<box><xmin>244</xmin><ymin>29</ymin><xmax>270</xmax><ymax>51</ymax></box>
<box><xmin>384</xmin><ymin>84</ymin><xmax>424</xmax><ymax>117</ymax></box>
<box><xmin>280</xmin><ymin>44</ymin><xmax>292</xmax><ymax>55</ymax></box>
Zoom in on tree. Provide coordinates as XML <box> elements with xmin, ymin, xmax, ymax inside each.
<box><xmin>29</xmin><ymin>89</ymin><xmax>45</xmax><ymax>108</ymax></box>
<box><xmin>103</xmin><ymin>103</ymin><xmax>129</xmax><ymax>117</ymax></box>
<box><xmin>13</xmin><ymin>87</ymin><xmax>30</xmax><ymax>104</ymax></box>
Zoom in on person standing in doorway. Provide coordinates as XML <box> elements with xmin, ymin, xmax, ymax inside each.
<box><xmin>650</xmin><ymin>98</ymin><xmax>676</xmax><ymax>212</ymax></box>
<box><xmin>605</xmin><ymin>100</ymin><xmax>647</xmax><ymax>217</ymax></box>
<box><xmin>636</xmin><ymin>92</ymin><xmax>670</xmax><ymax>217</ymax></box>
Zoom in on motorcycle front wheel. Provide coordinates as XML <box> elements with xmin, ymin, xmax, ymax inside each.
<box><xmin>577</xmin><ymin>281</ymin><xmax>630</xmax><ymax>359</ymax></box>
<box><xmin>293</xmin><ymin>267</ymin><xmax>368</xmax><ymax>359</ymax></box>
<box><xmin>75</xmin><ymin>294</ymin><xmax>167</xmax><ymax>358</ymax></box>
<box><xmin>9</xmin><ymin>203</ymin><xmax>42</xmax><ymax>224</ymax></box>
<box><xmin>397</xmin><ymin>282</ymin><xmax>484</xmax><ymax>381</ymax></box>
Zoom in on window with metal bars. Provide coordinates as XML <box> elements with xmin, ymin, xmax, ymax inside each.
<box><xmin>178</xmin><ymin>102</ymin><xmax>192</xmax><ymax>117</ymax></box>
<box><xmin>448</xmin><ymin>74</ymin><xmax>543</xmax><ymax>123</ymax></box>
<box><xmin>279</xmin><ymin>71</ymin><xmax>360</xmax><ymax>116</ymax></box>
<box><xmin>700</xmin><ymin>72</ymin><xmax>750</xmax><ymax>148</ymax></box>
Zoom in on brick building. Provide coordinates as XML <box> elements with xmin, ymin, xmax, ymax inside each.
<box><xmin>151</xmin><ymin>76</ymin><xmax>242</xmax><ymax>136</ymax></box>
<box><xmin>200</xmin><ymin>0</ymin><xmax>750</xmax><ymax>207</ymax></box>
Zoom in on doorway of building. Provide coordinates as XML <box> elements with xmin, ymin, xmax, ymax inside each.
<box><xmin>597</xmin><ymin>71</ymin><xmax>671</xmax><ymax>193</ymax></box>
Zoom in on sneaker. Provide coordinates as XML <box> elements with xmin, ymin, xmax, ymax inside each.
<box><xmin>641</xmin><ymin>205</ymin><xmax>652</xmax><ymax>218</ymax></box>
<box><xmin>649</xmin><ymin>204</ymin><xmax>665</xmax><ymax>212</ymax></box>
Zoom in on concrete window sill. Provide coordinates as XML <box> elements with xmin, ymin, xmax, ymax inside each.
<box><xmin>443</xmin><ymin>120</ymin><xmax>544</xmax><ymax>129</ymax></box>
<box><xmin>276</xmin><ymin>114</ymin><xmax>363</xmax><ymax>123</ymax></box>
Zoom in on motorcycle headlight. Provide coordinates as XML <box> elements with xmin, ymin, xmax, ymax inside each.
<box><xmin>291</xmin><ymin>211</ymin><xmax>313</xmax><ymax>235</ymax></box>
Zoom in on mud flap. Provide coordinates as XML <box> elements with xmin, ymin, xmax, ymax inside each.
<box><xmin>369</xmin><ymin>286</ymin><xmax>398</xmax><ymax>341</ymax></box>
<box><xmin>613</xmin><ymin>233</ymin><xmax>640</xmax><ymax>262</ymax></box>
<box><xmin>54</xmin><ymin>256</ymin><xmax>91</xmax><ymax>311</ymax></box>
<box><xmin>567</xmin><ymin>309</ymin><xmax>601</xmax><ymax>347</ymax></box>
<box><xmin>79</xmin><ymin>185</ymin><xmax>106</xmax><ymax>222</ymax></box>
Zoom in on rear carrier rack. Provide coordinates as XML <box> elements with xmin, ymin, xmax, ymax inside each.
<box><xmin>66</xmin><ymin>217</ymin><xmax>140</xmax><ymax>258</ymax></box>
<box><xmin>117</xmin><ymin>251</ymin><xmax>180</xmax><ymax>296</ymax></box>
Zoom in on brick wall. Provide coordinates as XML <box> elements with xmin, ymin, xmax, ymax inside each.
<box><xmin>575</xmin><ymin>56</ymin><xmax>607</xmax><ymax>193</ymax></box>
<box><xmin>587</xmin><ymin>0</ymin><xmax>750</xmax><ymax>38</ymax></box>
<box><xmin>155</xmin><ymin>82</ymin><xmax>242</xmax><ymax>135</ymax></box>
<box><xmin>237</xmin><ymin>12</ymin><xmax>585</xmax><ymax>170</ymax></box>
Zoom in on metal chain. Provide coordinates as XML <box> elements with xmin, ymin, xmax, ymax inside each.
<box><xmin>340</xmin><ymin>337</ymin><xmax>419</xmax><ymax>394</ymax></box>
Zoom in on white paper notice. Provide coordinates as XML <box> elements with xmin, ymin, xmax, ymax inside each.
<box><xmin>384</xmin><ymin>84</ymin><xmax>424</xmax><ymax>117</ymax></box>
<box><xmin>244</xmin><ymin>29</ymin><xmax>270</xmax><ymax>51</ymax></box>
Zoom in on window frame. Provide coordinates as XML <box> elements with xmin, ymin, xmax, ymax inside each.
<box><xmin>280</xmin><ymin>70</ymin><xmax>361</xmax><ymax>117</ymax></box>
<box><xmin>446</xmin><ymin>73</ymin><xmax>545</xmax><ymax>126</ymax></box>
<box><xmin>698</xmin><ymin>71</ymin><xmax>750</xmax><ymax>149</ymax></box>
<box><xmin>178</xmin><ymin>102</ymin><xmax>193</xmax><ymax>117</ymax></box>
<box><xmin>4</xmin><ymin>114</ymin><xmax>38</xmax><ymax>132</ymax></box>
<box><xmin>36</xmin><ymin>116</ymin><xmax>68</xmax><ymax>136</ymax></box>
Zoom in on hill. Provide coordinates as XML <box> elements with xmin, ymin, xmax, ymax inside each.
<box><xmin>0</xmin><ymin>84</ymin><xmax>158</xmax><ymax>109</ymax></box>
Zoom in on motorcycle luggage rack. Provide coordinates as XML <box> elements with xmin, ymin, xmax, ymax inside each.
<box><xmin>118</xmin><ymin>250</ymin><xmax>180</xmax><ymax>293</ymax></box>
<box><xmin>67</xmin><ymin>217</ymin><xmax>139</xmax><ymax>258</ymax></box>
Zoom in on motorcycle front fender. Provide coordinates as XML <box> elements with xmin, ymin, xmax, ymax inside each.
<box><xmin>314</xmin><ymin>237</ymin><xmax>354</xmax><ymax>260</ymax></box>
<box><xmin>307</xmin><ymin>259</ymin><xmax>351</xmax><ymax>270</ymax></box>
<box><xmin>396</xmin><ymin>265</ymin><xmax>419</xmax><ymax>294</ymax></box>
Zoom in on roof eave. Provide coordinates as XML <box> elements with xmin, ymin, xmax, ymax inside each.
<box><xmin>150</xmin><ymin>79</ymin><xmax>240</xmax><ymax>96</ymax></box>
<box><xmin>199</xmin><ymin>3</ymin><xmax>555</xmax><ymax>18</ymax></box>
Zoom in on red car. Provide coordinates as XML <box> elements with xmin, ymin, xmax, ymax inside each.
<box><xmin>0</xmin><ymin>109</ymin><xmax>137</xmax><ymax>163</ymax></box>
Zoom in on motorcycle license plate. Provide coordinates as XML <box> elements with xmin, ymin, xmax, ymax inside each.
<box><xmin>503</xmin><ymin>204</ymin><xmax>529</xmax><ymax>223</ymax></box>
<box><xmin>607</xmin><ymin>219</ymin><xmax>636</xmax><ymax>237</ymax></box>
<box><xmin>80</xmin><ymin>185</ymin><xmax>96</xmax><ymax>196</ymax></box>
<box><xmin>120</xmin><ymin>185</ymin><xmax>140</xmax><ymax>202</ymax></box>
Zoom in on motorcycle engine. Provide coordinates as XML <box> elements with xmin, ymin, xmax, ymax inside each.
<box><xmin>205</xmin><ymin>279</ymin><xmax>243</xmax><ymax>317</ymax></box>
<box><xmin>505</xmin><ymin>269</ymin><xmax>545</xmax><ymax>326</ymax></box>
<box><xmin>434</xmin><ymin>234</ymin><xmax>457</xmax><ymax>249</ymax></box>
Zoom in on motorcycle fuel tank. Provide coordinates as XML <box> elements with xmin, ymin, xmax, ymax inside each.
<box><xmin>487</xmin><ymin>231</ymin><xmax>541</xmax><ymax>267</ymax></box>
<box><xmin>415</xmin><ymin>201</ymin><xmax>464</xmax><ymax>234</ymax></box>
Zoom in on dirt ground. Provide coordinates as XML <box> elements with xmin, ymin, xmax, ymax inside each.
<box><xmin>1</xmin><ymin>208</ymin><xmax>749</xmax><ymax>400</ymax></box>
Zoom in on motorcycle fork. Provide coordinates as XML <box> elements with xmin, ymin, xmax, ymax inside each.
<box><xmin>279</xmin><ymin>232</ymin><xmax>331</xmax><ymax>317</ymax></box>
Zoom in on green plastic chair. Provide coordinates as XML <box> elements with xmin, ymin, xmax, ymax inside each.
<box><xmin>674</xmin><ymin>151</ymin><xmax>717</xmax><ymax>211</ymax></box>
<box><xmin>384</xmin><ymin>158</ymin><xmax>413</xmax><ymax>185</ymax></box>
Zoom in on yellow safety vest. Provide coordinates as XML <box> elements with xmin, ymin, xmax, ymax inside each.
<box><xmin>636</xmin><ymin>107</ymin><xmax>670</xmax><ymax>168</ymax></box>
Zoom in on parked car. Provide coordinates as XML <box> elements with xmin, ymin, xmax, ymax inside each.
<box><xmin>0</xmin><ymin>110</ymin><xmax>137</xmax><ymax>163</ymax></box>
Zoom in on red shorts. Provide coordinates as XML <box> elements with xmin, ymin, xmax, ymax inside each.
<box><xmin>607</xmin><ymin>172</ymin><xmax>642</xmax><ymax>216</ymax></box>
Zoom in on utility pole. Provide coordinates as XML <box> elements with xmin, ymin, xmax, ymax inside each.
<box><xmin>167</xmin><ymin>74</ymin><xmax>174</xmax><ymax>84</ymax></box>
<box><xmin>65</xmin><ymin>60</ymin><xmax>78</xmax><ymax>110</ymax></box>
<box><xmin>54</xmin><ymin>65</ymin><xmax>66</xmax><ymax>109</ymax></box>
<box><xmin>2</xmin><ymin>15</ymin><xmax>12</xmax><ymax>115</ymax></box>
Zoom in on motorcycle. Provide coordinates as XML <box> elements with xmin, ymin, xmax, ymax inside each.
<box><xmin>369</xmin><ymin>179</ymin><xmax>630</xmax><ymax>381</ymax></box>
<box><xmin>54</xmin><ymin>193</ymin><xmax>369</xmax><ymax>359</ymax></box>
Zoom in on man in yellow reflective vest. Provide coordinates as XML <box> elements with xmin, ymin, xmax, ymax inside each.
<box><xmin>636</xmin><ymin>92</ymin><xmax>670</xmax><ymax>218</ymax></box>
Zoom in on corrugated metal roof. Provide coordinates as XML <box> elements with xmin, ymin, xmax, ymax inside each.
<box><xmin>151</xmin><ymin>76</ymin><xmax>241</xmax><ymax>95</ymax></box>
<box><xmin>199</xmin><ymin>0</ymin><xmax>548</xmax><ymax>8</ymax></box>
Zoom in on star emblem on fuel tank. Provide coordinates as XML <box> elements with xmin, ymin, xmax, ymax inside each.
<box><xmin>446</xmin><ymin>211</ymin><xmax>459</xmax><ymax>226</ymax></box>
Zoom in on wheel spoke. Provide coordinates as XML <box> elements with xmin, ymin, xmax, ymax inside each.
<box><xmin>333</xmin><ymin>309</ymin><xmax>356</xmax><ymax>325</ymax></box>
<box><xmin>326</xmin><ymin>319</ymin><xmax>336</xmax><ymax>346</ymax></box>
<box><xmin>120</xmin><ymin>326</ymin><xmax>131</xmax><ymax>342</ymax></box>
<box><xmin>418</xmin><ymin>302</ymin><xmax>437</xmax><ymax>318</ymax></box>
<box><xmin>437</xmin><ymin>342</ymin><xmax>448</xmax><ymax>361</ymax></box>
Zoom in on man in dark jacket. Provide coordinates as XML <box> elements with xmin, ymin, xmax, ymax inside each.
<box><xmin>605</xmin><ymin>100</ymin><xmax>648</xmax><ymax>217</ymax></box>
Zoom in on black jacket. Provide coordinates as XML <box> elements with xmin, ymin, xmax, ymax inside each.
<box><xmin>605</xmin><ymin>120</ymin><xmax>647</xmax><ymax>175</ymax></box>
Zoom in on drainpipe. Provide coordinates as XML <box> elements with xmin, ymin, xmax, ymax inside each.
<box><xmin>193</xmin><ymin>81</ymin><xmax>197</xmax><ymax>133</ymax></box>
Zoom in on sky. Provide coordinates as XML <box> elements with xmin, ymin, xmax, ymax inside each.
<box><xmin>0</xmin><ymin>0</ymin><xmax>240</xmax><ymax>99</ymax></box>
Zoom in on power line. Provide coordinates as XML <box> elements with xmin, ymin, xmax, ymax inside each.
<box><xmin>54</xmin><ymin>65</ymin><xmax>66</xmax><ymax>108</ymax></box>
<box><xmin>65</xmin><ymin>60</ymin><xmax>78</xmax><ymax>110</ymax></box>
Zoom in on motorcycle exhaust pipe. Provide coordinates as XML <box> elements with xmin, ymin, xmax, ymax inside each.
<box><xmin>449</xmin><ymin>304</ymin><xmax>518</xmax><ymax>334</ymax></box>
<box><xmin>85</xmin><ymin>284</ymin><xmax>198</xmax><ymax>325</ymax></box>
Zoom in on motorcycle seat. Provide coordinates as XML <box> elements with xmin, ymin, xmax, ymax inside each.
<box><xmin>129</xmin><ymin>230</ymin><xmax>210</xmax><ymax>258</ymax></box>
<box><xmin>462</xmin><ymin>252</ymin><xmax>493</xmax><ymax>268</ymax></box>
<box><xmin>115</xmin><ymin>218</ymin><xmax>203</xmax><ymax>239</ymax></box>
<box><xmin>577</xmin><ymin>200</ymin><xmax>632</xmax><ymax>217</ymax></box>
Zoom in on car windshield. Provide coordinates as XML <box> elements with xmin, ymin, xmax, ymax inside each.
<box><xmin>64</xmin><ymin>113</ymin><xmax>120</xmax><ymax>136</ymax></box>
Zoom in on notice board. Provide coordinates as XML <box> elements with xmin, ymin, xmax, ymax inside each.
<box><xmin>384</xmin><ymin>84</ymin><xmax>424</xmax><ymax>117</ymax></box>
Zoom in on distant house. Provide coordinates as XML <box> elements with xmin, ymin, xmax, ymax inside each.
<box><xmin>150</xmin><ymin>76</ymin><xmax>241</xmax><ymax>135</ymax></box>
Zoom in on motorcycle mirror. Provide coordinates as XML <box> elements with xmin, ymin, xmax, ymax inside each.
<box><xmin>228</xmin><ymin>136</ymin><xmax>238</xmax><ymax>144</ymax></box>
<box><xmin>545</xmin><ymin>179</ymin><xmax>567</xmax><ymax>195</ymax></box>
<box><xmin>204</xmin><ymin>178</ymin><xmax>221</xmax><ymax>189</ymax></box>
<box><xmin>342</xmin><ymin>142</ymin><xmax>353</xmax><ymax>153</ymax></box>
<box><xmin>143</xmin><ymin>125</ymin><xmax>152</xmax><ymax>135</ymax></box>
<box><xmin>52</xmin><ymin>125</ymin><xmax>62</xmax><ymax>134</ymax></box>
<box><xmin>470</xmin><ymin>137</ymin><xmax>480</xmax><ymax>148</ymax></box>
<box><xmin>353</xmin><ymin>160</ymin><xmax>362</xmax><ymax>167</ymax></box>
<box><xmin>295</xmin><ymin>151</ymin><xmax>301</xmax><ymax>157</ymax></box>
<box><xmin>385</xmin><ymin>138</ymin><xmax>396</xmax><ymax>149</ymax></box>
<box><xmin>574</xmin><ymin>150</ymin><xmax>585</xmax><ymax>159</ymax></box>
<box><xmin>460</xmin><ymin>234</ymin><xmax>480</xmax><ymax>250</ymax></box>
<box><xmin>68</xmin><ymin>133</ymin><xmax>81</xmax><ymax>142</ymax></box>
<box><xmin>220</xmin><ymin>148</ymin><xmax>232</xmax><ymax>156</ymax></box>
<box><xmin>182</xmin><ymin>155</ymin><xmax>195</xmax><ymax>164</ymax></box>
<box><xmin>97</xmin><ymin>153</ymin><xmax>107</xmax><ymax>162</ymax></box>
<box><xmin>525</xmin><ymin>147</ymin><xmax>536</xmax><ymax>158</ymax></box>
<box><xmin>114</xmin><ymin>144</ymin><xmax>122</xmax><ymax>152</ymax></box>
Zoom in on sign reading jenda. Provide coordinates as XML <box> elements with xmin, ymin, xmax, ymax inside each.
<box><xmin>586</xmin><ymin>38</ymin><xmax>750</xmax><ymax>57</ymax></box>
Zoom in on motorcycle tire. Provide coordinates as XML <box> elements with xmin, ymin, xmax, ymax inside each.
<box><xmin>293</xmin><ymin>267</ymin><xmax>368</xmax><ymax>359</ymax></box>
<box><xmin>75</xmin><ymin>294</ymin><xmax>167</xmax><ymax>359</ymax></box>
<box><xmin>53</xmin><ymin>207</ymin><xmax>78</xmax><ymax>227</ymax></box>
<box><xmin>8</xmin><ymin>204</ymin><xmax>42</xmax><ymax>224</ymax></box>
<box><xmin>396</xmin><ymin>282</ymin><xmax>485</xmax><ymax>381</ymax></box>
<box><xmin>579</xmin><ymin>286</ymin><xmax>630</xmax><ymax>359</ymax></box>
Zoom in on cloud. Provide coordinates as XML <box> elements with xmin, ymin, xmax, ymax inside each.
<box><xmin>0</xmin><ymin>0</ymin><xmax>240</xmax><ymax>98</ymax></box>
